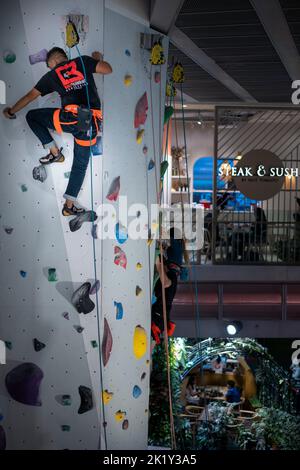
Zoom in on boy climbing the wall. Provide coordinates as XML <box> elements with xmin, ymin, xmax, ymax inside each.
<box><xmin>3</xmin><ymin>47</ymin><xmax>112</xmax><ymax>215</ymax></box>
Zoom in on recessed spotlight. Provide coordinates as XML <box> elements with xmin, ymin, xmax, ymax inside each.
<box><xmin>225</xmin><ymin>321</ymin><xmax>243</xmax><ymax>336</ymax></box>
<box><xmin>197</xmin><ymin>121</ymin><xmax>202</xmax><ymax>125</ymax></box>
<box><xmin>183</xmin><ymin>104</ymin><xmax>188</xmax><ymax>108</ymax></box>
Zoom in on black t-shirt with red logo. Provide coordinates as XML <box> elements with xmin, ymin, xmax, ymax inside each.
<box><xmin>35</xmin><ymin>56</ymin><xmax>101</xmax><ymax>109</ymax></box>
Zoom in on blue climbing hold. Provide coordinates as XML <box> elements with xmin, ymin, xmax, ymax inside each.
<box><xmin>133</xmin><ymin>385</ymin><xmax>142</xmax><ymax>399</ymax></box>
<box><xmin>115</xmin><ymin>223</ymin><xmax>128</xmax><ymax>244</ymax></box>
<box><xmin>152</xmin><ymin>294</ymin><xmax>157</xmax><ymax>304</ymax></box>
<box><xmin>20</xmin><ymin>270</ymin><xmax>27</xmax><ymax>278</ymax></box>
<box><xmin>148</xmin><ymin>159</ymin><xmax>155</xmax><ymax>170</ymax></box>
<box><xmin>125</xmin><ymin>49</ymin><xmax>131</xmax><ymax>57</ymax></box>
<box><xmin>92</xmin><ymin>225</ymin><xmax>98</xmax><ymax>239</ymax></box>
<box><xmin>114</xmin><ymin>301</ymin><xmax>124</xmax><ymax>320</ymax></box>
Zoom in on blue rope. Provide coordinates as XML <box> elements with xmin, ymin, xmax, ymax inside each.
<box><xmin>75</xmin><ymin>44</ymin><xmax>107</xmax><ymax>450</ymax></box>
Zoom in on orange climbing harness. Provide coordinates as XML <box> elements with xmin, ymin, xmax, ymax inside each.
<box><xmin>53</xmin><ymin>105</ymin><xmax>103</xmax><ymax>147</ymax></box>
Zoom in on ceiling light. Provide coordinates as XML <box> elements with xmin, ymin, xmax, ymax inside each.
<box><xmin>236</xmin><ymin>152</ymin><xmax>242</xmax><ymax>160</ymax></box>
<box><xmin>183</xmin><ymin>104</ymin><xmax>187</xmax><ymax>108</ymax></box>
<box><xmin>225</xmin><ymin>321</ymin><xmax>243</xmax><ymax>336</ymax></box>
<box><xmin>197</xmin><ymin>120</ymin><xmax>202</xmax><ymax>125</ymax></box>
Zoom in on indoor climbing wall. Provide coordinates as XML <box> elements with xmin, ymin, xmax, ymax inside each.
<box><xmin>0</xmin><ymin>0</ymin><xmax>168</xmax><ymax>451</ymax></box>
<box><xmin>100</xmin><ymin>10</ymin><xmax>168</xmax><ymax>450</ymax></box>
<box><xmin>0</xmin><ymin>0</ymin><xmax>103</xmax><ymax>450</ymax></box>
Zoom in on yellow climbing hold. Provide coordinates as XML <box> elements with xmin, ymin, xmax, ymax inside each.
<box><xmin>151</xmin><ymin>222</ymin><xmax>159</xmax><ymax>232</ymax></box>
<box><xmin>102</xmin><ymin>390</ymin><xmax>113</xmax><ymax>405</ymax></box>
<box><xmin>147</xmin><ymin>237</ymin><xmax>154</xmax><ymax>247</ymax></box>
<box><xmin>136</xmin><ymin>286</ymin><xmax>143</xmax><ymax>297</ymax></box>
<box><xmin>172</xmin><ymin>62</ymin><xmax>185</xmax><ymax>84</ymax></box>
<box><xmin>124</xmin><ymin>74</ymin><xmax>133</xmax><ymax>87</ymax></box>
<box><xmin>136</xmin><ymin>262</ymin><xmax>143</xmax><ymax>271</ymax></box>
<box><xmin>66</xmin><ymin>21</ymin><xmax>80</xmax><ymax>48</ymax></box>
<box><xmin>136</xmin><ymin>129</ymin><xmax>144</xmax><ymax>144</ymax></box>
<box><xmin>115</xmin><ymin>410</ymin><xmax>126</xmax><ymax>422</ymax></box>
<box><xmin>133</xmin><ymin>325</ymin><xmax>147</xmax><ymax>360</ymax></box>
<box><xmin>150</xmin><ymin>41</ymin><xmax>165</xmax><ymax>65</ymax></box>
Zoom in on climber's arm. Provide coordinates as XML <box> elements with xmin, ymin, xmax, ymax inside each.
<box><xmin>155</xmin><ymin>255</ymin><xmax>172</xmax><ymax>288</ymax></box>
<box><xmin>92</xmin><ymin>51</ymin><xmax>113</xmax><ymax>75</ymax></box>
<box><xmin>3</xmin><ymin>88</ymin><xmax>41</xmax><ymax>118</ymax></box>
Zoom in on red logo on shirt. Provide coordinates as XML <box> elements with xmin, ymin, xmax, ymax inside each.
<box><xmin>55</xmin><ymin>61</ymin><xmax>85</xmax><ymax>89</ymax></box>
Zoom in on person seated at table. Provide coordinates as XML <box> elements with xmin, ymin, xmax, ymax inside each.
<box><xmin>225</xmin><ymin>380</ymin><xmax>241</xmax><ymax>403</ymax></box>
<box><xmin>211</xmin><ymin>355</ymin><xmax>224</xmax><ymax>374</ymax></box>
<box><xmin>185</xmin><ymin>375</ymin><xmax>200</xmax><ymax>405</ymax></box>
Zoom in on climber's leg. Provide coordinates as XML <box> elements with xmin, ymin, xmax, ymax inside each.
<box><xmin>26</xmin><ymin>108</ymin><xmax>62</xmax><ymax>157</ymax></box>
<box><xmin>62</xmin><ymin>141</ymin><xmax>90</xmax><ymax>216</ymax></box>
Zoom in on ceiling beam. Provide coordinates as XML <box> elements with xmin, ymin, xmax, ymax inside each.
<box><xmin>250</xmin><ymin>0</ymin><xmax>300</xmax><ymax>81</ymax></box>
<box><xmin>169</xmin><ymin>27</ymin><xmax>257</xmax><ymax>103</ymax></box>
<box><xmin>150</xmin><ymin>0</ymin><xmax>185</xmax><ymax>34</ymax></box>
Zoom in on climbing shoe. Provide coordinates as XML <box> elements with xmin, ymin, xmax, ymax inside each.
<box><xmin>69</xmin><ymin>211</ymin><xmax>97</xmax><ymax>232</ymax></box>
<box><xmin>39</xmin><ymin>147</ymin><xmax>65</xmax><ymax>165</ymax></box>
<box><xmin>62</xmin><ymin>203</ymin><xmax>85</xmax><ymax>217</ymax></box>
<box><xmin>167</xmin><ymin>321</ymin><xmax>176</xmax><ymax>337</ymax></box>
<box><xmin>151</xmin><ymin>322</ymin><xmax>161</xmax><ymax>345</ymax></box>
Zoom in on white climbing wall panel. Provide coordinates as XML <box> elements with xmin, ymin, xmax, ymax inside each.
<box><xmin>101</xmin><ymin>9</ymin><xmax>168</xmax><ymax>450</ymax></box>
<box><xmin>0</xmin><ymin>0</ymin><xmax>168</xmax><ymax>450</ymax></box>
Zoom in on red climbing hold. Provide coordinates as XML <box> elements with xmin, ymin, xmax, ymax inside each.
<box><xmin>102</xmin><ymin>318</ymin><xmax>113</xmax><ymax>367</ymax></box>
<box><xmin>106</xmin><ymin>176</ymin><xmax>120</xmax><ymax>202</ymax></box>
<box><xmin>114</xmin><ymin>246</ymin><xmax>127</xmax><ymax>269</ymax></box>
<box><xmin>134</xmin><ymin>92</ymin><xmax>148</xmax><ymax>129</ymax></box>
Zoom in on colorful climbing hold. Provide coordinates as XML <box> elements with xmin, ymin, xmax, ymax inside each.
<box><xmin>114</xmin><ymin>246</ymin><xmax>127</xmax><ymax>269</ymax></box>
<box><xmin>33</xmin><ymin>165</ymin><xmax>47</xmax><ymax>182</ymax></box>
<box><xmin>62</xmin><ymin>395</ymin><xmax>72</xmax><ymax>406</ymax></box>
<box><xmin>48</xmin><ymin>268</ymin><xmax>57</xmax><ymax>282</ymax></box>
<box><xmin>5</xmin><ymin>341</ymin><xmax>12</xmax><ymax>350</ymax></box>
<box><xmin>33</xmin><ymin>338</ymin><xmax>46</xmax><ymax>352</ymax></box>
<box><xmin>172</xmin><ymin>62</ymin><xmax>185</xmax><ymax>84</ymax></box>
<box><xmin>20</xmin><ymin>270</ymin><xmax>27</xmax><ymax>278</ymax></box>
<box><xmin>136</xmin><ymin>129</ymin><xmax>145</xmax><ymax>144</ymax></box>
<box><xmin>61</xmin><ymin>425</ymin><xmax>71</xmax><ymax>432</ymax></box>
<box><xmin>5</xmin><ymin>362</ymin><xmax>43</xmax><ymax>406</ymax></box>
<box><xmin>150</xmin><ymin>41</ymin><xmax>165</xmax><ymax>65</ymax></box>
<box><xmin>122</xmin><ymin>419</ymin><xmax>129</xmax><ymax>430</ymax></box>
<box><xmin>106</xmin><ymin>176</ymin><xmax>120</xmax><ymax>202</ymax></box>
<box><xmin>3</xmin><ymin>50</ymin><xmax>16</xmax><ymax>64</ymax></box>
<box><xmin>74</xmin><ymin>325</ymin><xmax>84</xmax><ymax>333</ymax></box>
<box><xmin>136</xmin><ymin>286</ymin><xmax>143</xmax><ymax>297</ymax></box>
<box><xmin>134</xmin><ymin>92</ymin><xmax>148</xmax><ymax>128</ymax></box>
<box><xmin>124</xmin><ymin>74</ymin><xmax>133</xmax><ymax>86</ymax></box>
<box><xmin>78</xmin><ymin>386</ymin><xmax>93</xmax><ymax>414</ymax></box>
<box><xmin>160</xmin><ymin>160</ymin><xmax>169</xmax><ymax>180</ymax></box>
<box><xmin>143</xmin><ymin>146</ymin><xmax>148</xmax><ymax>155</ymax></box>
<box><xmin>21</xmin><ymin>184</ymin><xmax>28</xmax><ymax>193</ymax></box>
<box><xmin>133</xmin><ymin>385</ymin><xmax>142</xmax><ymax>399</ymax></box>
<box><xmin>115</xmin><ymin>410</ymin><xmax>126</xmax><ymax>422</ymax></box>
<box><xmin>148</xmin><ymin>159</ymin><xmax>155</xmax><ymax>170</ymax></box>
<box><xmin>147</xmin><ymin>237</ymin><xmax>154</xmax><ymax>247</ymax></box>
<box><xmin>62</xmin><ymin>312</ymin><xmax>69</xmax><ymax>320</ymax></box>
<box><xmin>89</xmin><ymin>280</ymin><xmax>100</xmax><ymax>295</ymax></box>
<box><xmin>164</xmin><ymin>106</ymin><xmax>174</xmax><ymax>125</ymax></box>
<box><xmin>115</xmin><ymin>223</ymin><xmax>128</xmax><ymax>245</ymax></box>
<box><xmin>125</xmin><ymin>49</ymin><xmax>131</xmax><ymax>57</ymax></box>
<box><xmin>133</xmin><ymin>325</ymin><xmax>147</xmax><ymax>360</ymax></box>
<box><xmin>29</xmin><ymin>49</ymin><xmax>48</xmax><ymax>65</ymax></box>
<box><xmin>141</xmin><ymin>372</ymin><xmax>146</xmax><ymax>381</ymax></box>
<box><xmin>154</xmin><ymin>71</ymin><xmax>161</xmax><ymax>83</ymax></box>
<box><xmin>102</xmin><ymin>390</ymin><xmax>113</xmax><ymax>405</ymax></box>
<box><xmin>92</xmin><ymin>135</ymin><xmax>103</xmax><ymax>156</ymax></box>
<box><xmin>102</xmin><ymin>318</ymin><xmax>113</xmax><ymax>367</ymax></box>
<box><xmin>91</xmin><ymin>340</ymin><xmax>98</xmax><ymax>348</ymax></box>
<box><xmin>4</xmin><ymin>227</ymin><xmax>13</xmax><ymax>235</ymax></box>
<box><xmin>136</xmin><ymin>262</ymin><xmax>142</xmax><ymax>271</ymax></box>
<box><xmin>72</xmin><ymin>282</ymin><xmax>95</xmax><ymax>314</ymax></box>
<box><xmin>114</xmin><ymin>301</ymin><xmax>124</xmax><ymax>320</ymax></box>
<box><xmin>69</xmin><ymin>211</ymin><xmax>97</xmax><ymax>233</ymax></box>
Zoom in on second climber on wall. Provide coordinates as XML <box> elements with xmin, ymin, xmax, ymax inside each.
<box><xmin>3</xmin><ymin>47</ymin><xmax>112</xmax><ymax>215</ymax></box>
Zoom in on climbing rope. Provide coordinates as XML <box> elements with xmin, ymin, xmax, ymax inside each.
<box><xmin>73</xmin><ymin>3</ymin><xmax>108</xmax><ymax>449</ymax></box>
<box><xmin>148</xmin><ymin>56</ymin><xmax>177</xmax><ymax>449</ymax></box>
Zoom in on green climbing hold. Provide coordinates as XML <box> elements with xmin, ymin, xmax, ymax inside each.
<box><xmin>62</xmin><ymin>395</ymin><xmax>72</xmax><ymax>406</ymax></box>
<box><xmin>48</xmin><ymin>268</ymin><xmax>57</xmax><ymax>282</ymax></box>
<box><xmin>5</xmin><ymin>341</ymin><xmax>12</xmax><ymax>350</ymax></box>
<box><xmin>21</xmin><ymin>184</ymin><xmax>28</xmax><ymax>193</ymax></box>
<box><xmin>3</xmin><ymin>50</ymin><xmax>16</xmax><ymax>64</ymax></box>
<box><xmin>164</xmin><ymin>106</ymin><xmax>174</xmax><ymax>125</ymax></box>
<box><xmin>160</xmin><ymin>161</ymin><xmax>169</xmax><ymax>180</ymax></box>
<box><xmin>61</xmin><ymin>425</ymin><xmax>71</xmax><ymax>432</ymax></box>
<box><xmin>91</xmin><ymin>340</ymin><xmax>98</xmax><ymax>348</ymax></box>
